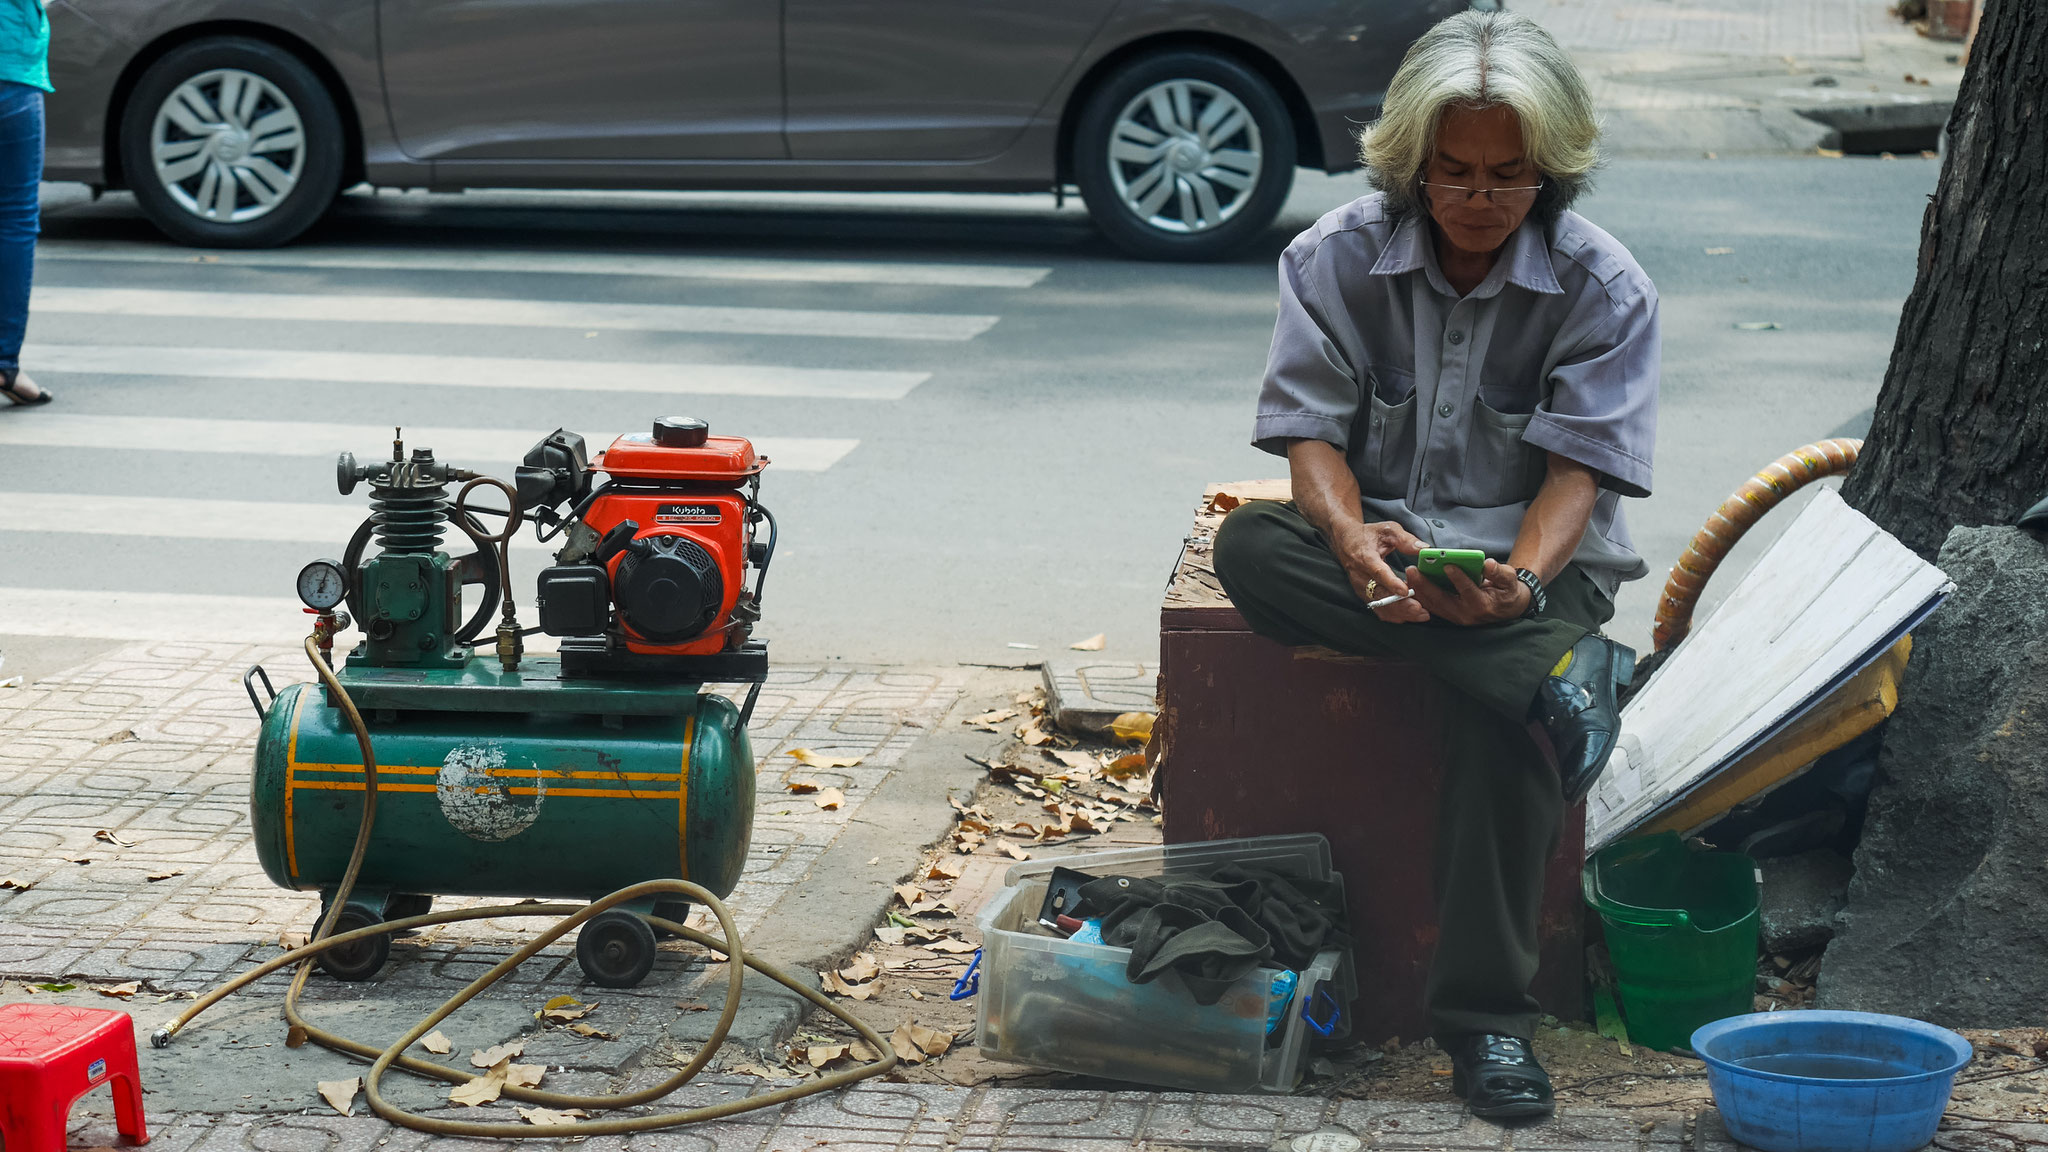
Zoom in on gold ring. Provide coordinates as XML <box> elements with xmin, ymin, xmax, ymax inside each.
<box><xmin>1364</xmin><ymin>579</ymin><xmax>1379</xmax><ymax>599</ymax></box>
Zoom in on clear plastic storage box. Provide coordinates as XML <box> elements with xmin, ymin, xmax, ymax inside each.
<box><xmin>972</xmin><ymin>833</ymin><xmax>1354</xmax><ymax>1094</ymax></box>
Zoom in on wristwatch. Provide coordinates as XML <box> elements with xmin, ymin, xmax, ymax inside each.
<box><xmin>1514</xmin><ymin>568</ymin><xmax>1548</xmax><ymax>618</ymax></box>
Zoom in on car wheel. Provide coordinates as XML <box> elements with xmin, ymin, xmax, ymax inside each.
<box><xmin>1074</xmin><ymin>51</ymin><xmax>1296</xmax><ymax>261</ymax></box>
<box><xmin>118</xmin><ymin>37</ymin><xmax>345</xmax><ymax>248</ymax></box>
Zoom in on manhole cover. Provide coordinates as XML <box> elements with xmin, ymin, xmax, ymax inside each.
<box><xmin>1289</xmin><ymin>1132</ymin><xmax>1363</xmax><ymax>1152</ymax></box>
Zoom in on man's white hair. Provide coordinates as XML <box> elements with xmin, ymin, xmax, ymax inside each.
<box><xmin>1359</xmin><ymin>10</ymin><xmax>1599</xmax><ymax>220</ymax></box>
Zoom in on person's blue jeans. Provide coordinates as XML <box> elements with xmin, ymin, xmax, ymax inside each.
<box><xmin>0</xmin><ymin>81</ymin><xmax>42</xmax><ymax>379</ymax></box>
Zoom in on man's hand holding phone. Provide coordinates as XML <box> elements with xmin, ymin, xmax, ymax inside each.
<box><xmin>1408</xmin><ymin>553</ymin><xmax>1532</xmax><ymax>626</ymax></box>
<box><xmin>1333</xmin><ymin>520</ymin><xmax>1430</xmax><ymax>623</ymax></box>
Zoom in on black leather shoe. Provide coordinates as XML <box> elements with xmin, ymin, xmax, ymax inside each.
<box><xmin>1529</xmin><ymin>633</ymin><xmax>1635</xmax><ymax>804</ymax></box>
<box><xmin>1449</xmin><ymin>1033</ymin><xmax>1555</xmax><ymax>1120</ymax></box>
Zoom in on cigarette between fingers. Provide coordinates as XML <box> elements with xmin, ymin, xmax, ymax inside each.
<box><xmin>1367</xmin><ymin>590</ymin><xmax>1414</xmax><ymax>610</ymax></box>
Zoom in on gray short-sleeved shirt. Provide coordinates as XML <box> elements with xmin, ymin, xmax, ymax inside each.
<box><xmin>1253</xmin><ymin>192</ymin><xmax>1660</xmax><ymax>597</ymax></box>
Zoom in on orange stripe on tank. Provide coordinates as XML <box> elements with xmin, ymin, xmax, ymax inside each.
<box><xmin>678</xmin><ymin>713</ymin><xmax>695</xmax><ymax>882</ymax></box>
<box><xmin>284</xmin><ymin>688</ymin><xmax>309</xmax><ymax>884</ymax></box>
<box><xmin>290</xmin><ymin>781</ymin><xmax>673</xmax><ymax>800</ymax></box>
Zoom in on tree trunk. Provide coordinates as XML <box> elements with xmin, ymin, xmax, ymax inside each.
<box><xmin>1839</xmin><ymin>0</ymin><xmax>2048</xmax><ymax>558</ymax></box>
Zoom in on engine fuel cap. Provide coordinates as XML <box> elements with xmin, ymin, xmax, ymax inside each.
<box><xmin>652</xmin><ymin>417</ymin><xmax>709</xmax><ymax>448</ymax></box>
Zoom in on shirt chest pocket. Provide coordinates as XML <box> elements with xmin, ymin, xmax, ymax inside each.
<box><xmin>1455</xmin><ymin>399</ymin><xmax>1549</xmax><ymax>508</ymax></box>
<box><xmin>1351</xmin><ymin>367</ymin><xmax>1416</xmax><ymax>500</ymax></box>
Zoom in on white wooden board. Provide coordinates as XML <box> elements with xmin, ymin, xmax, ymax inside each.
<box><xmin>1588</xmin><ymin>489</ymin><xmax>1953</xmax><ymax>851</ymax></box>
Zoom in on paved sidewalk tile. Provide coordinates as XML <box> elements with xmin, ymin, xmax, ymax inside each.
<box><xmin>0</xmin><ymin>641</ymin><xmax>963</xmax><ymax>990</ymax></box>
<box><xmin>62</xmin><ymin>1093</ymin><xmax>1724</xmax><ymax>1152</ymax></box>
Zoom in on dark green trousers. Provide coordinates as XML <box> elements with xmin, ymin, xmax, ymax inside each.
<box><xmin>1210</xmin><ymin>500</ymin><xmax>1613</xmax><ymax>1041</ymax></box>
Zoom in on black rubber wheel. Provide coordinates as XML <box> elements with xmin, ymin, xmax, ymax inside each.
<box><xmin>1073</xmin><ymin>50</ymin><xmax>1296</xmax><ymax>261</ymax></box>
<box><xmin>649</xmin><ymin>900</ymin><xmax>692</xmax><ymax>940</ymax></box>
<box><xmin>118</xmin><ymin>36</ymin><xmax>346</xmax><ymax>248</ymax></box>
<box><xmin>313</xmin><ymin>905</ymin><xmax>391</xmax><ymax>982</ymax></box>
<box><xmin>577</xmin><ymin>910</ymin><xmax>658</xmax><ymax>988</ymax></box>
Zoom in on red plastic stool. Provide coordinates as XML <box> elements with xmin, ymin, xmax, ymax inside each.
<box><xmin>0</xmin><ymin>1003</ymin><xmax>149</xmax><ymax>1152</ymax></box>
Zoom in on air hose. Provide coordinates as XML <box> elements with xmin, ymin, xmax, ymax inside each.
<box><xmin>150</xmin><ymin>634</ymin><xmax>897</xmax><ymax>1136</ymax></box>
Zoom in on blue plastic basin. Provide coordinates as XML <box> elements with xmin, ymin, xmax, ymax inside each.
<box><xmin>1692</xmin><ymin>1011</ymin><xmax>1973</xmax><ymax>1152</ymax></box>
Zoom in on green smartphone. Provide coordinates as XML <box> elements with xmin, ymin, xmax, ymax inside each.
<box><xmin>1416</xmin><ymin>547</ymin><xmax>1489</xmax><ymax>588</ymax></box>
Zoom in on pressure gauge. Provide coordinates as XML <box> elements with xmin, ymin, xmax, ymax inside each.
<box><xmin>296</xmin><ymin>559</ymin><xmax>348</xmax><ymax>611</ymax></box>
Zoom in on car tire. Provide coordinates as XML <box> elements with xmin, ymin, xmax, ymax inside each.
<box><xmin>1074</xmin><ymin>51</ymin><xmax>1296</xmax><ymax>261</ymax></box>
<box><xmin>118</xmin><ymin>37</ymin><xmax>345</xmax><ymax>248</ymax></box>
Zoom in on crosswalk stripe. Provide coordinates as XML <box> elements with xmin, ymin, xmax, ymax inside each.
<box><xmin>0</xmin><ymin>415</ymin><xmax>860</xmax><ymax>472</ymax></box>
<box><xmin>0</xmin><ymin>491</ymin><xmax>555</xmax><ymax>554</ymax></box>
<box><xmin>38</xmin><ymin>241</ymin><xmax>1053</xmax><ymax>290</ymax></box>
<box><xmin>32</xmin><ymin>286</ymin><xmax>998</xmax><ymax>341</ymax></box>
<box><xmin>0</xmin><ymin>586</ymin><xmax>326</xmax><ymax>643</ymax></box>
<box><xmin>22</xmin><ymin>344</ymin><xmax>926</xmax><ymax>400</ymax></box>
<box><xmin>3</xmin><ymin>491</ymin><xmax>417</xmax><ymax>545</ymax></box>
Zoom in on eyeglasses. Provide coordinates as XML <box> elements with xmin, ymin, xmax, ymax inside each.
<box><xmin>1420</xmin><ymin>180</ymin><xmax>1544</xmax><ymax>209</ymax></box>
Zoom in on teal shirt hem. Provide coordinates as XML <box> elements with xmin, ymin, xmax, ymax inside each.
<box><xmin>0</xmin><ymin>0</ymin><xmax>51</xmax><ymax>93</ymax></box>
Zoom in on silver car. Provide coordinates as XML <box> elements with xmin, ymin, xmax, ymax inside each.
<box><xmin>47</xmin><ymin>0</ymin><xmax>1473</xmax><ymax>259</ymax></box>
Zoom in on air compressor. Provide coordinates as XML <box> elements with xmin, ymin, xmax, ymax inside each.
<box><xmin>246</xmin><ymin>417</ymin><xmax>773</xmax><ymax>989</ymax></box>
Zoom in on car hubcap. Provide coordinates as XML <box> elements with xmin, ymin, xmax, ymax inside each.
<box><xmin>1108</xmin><ymin>79</ymin><xmax>1263</xmax><ymax>235</ymax></box>
<box><xmin>151</xmin><ymin>68</ymin><xmax>306</xmax><ymax>224</ymax></box>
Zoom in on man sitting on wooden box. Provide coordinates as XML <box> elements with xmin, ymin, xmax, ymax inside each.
<box><xmin>1212</xmin><ymin>9</ymin><xmax>1655</xmax><ymax>1123</ymax></box>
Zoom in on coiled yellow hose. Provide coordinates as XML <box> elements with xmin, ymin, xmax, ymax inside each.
<box><xmin>150</xmin><ymin>633</ymin><xmax>896</xmax><ymax>1136</ymax></box>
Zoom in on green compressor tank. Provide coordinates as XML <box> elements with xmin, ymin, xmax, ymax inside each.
<box><xmin>248</xmin><ymin>659</ymin><xmax>755</xmax><ymax>986</ymax></box>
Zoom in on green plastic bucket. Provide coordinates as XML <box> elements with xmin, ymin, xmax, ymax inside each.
<box><xmin>1584</xmin><ymin>832</ymin><xmax>1759</xmax><ymax>1051</ymax></box>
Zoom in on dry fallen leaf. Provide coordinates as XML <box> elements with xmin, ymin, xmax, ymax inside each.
<box><xmin>1003</xmin><ymin>843</ymin><xmax>1033</xmax><ymax>862</ymax></box>
<box><xmin>786</xmin><ymin>780</ymin><xmax>821</xmax><ymax>795</ymax></box>
<box><xmin>806</xmin><ymin>1043</ymin><xmax>849</xmax><ymax>1068</ymax></box>
<box><xmin>966</xmin><ymin>708</ymin><xmax>1017</xmax><ymax>727</ymax></box>
<box><xmin>1103</xmin><ymin>752</ymin><xmax>1150</xmax><ymax>781</ymax></box>
<box><xmin>449</xmin><ymin>1059</ymin><xmax>511</xmax><ymax>1107</ymax></box>
<box><xmin>92</xmin><ymin>829</ymin><xmax>134</xmax><ymax>847</ymax></box>
<box><xmin>286</xmin><ymin>1025</ymin><xmax>308</xmax><ymax>1049</ymax></box>
<box><xmin>1016</xmin><ymin>717</ymin><xmax>1053</xmax><ymax>747</ymax></box>
<box><xmin>62</xmin><ymin>855</ymin><xmax>92</xmax><ymax>865</ymax></box>
<box><xmin>839</xmin><ymin>953</ymin><xmax>882</xmax><ymax>983</ymax></box>
<box><xmin>1069</xmin><ymin>633</ymin><xmax>1107</xmax><ymax>651</ymax></box>
<box><xmin>93</xmin><ymin>729</ymin><xmax>138</xmax><ymax>747</ymax></box>
<box><xmin>470</xmin><ymin>1040</ymin><xmax>526</xmax><ymax>1068</ymax></box>
<box><xmin>96</xmin><ymin>982</ymin><xmax>140</xmax><ymax>999</ymax></box>
<box><xmin>873</xmin><ymin>926</ymin><xmax>907</xmax><ymax>947</ymax></box>
<box><xmin>814</xmin><ymin>787</ymin><xmax>846</xmax><ymax>811</ymax></box>
<box><xmin>276</xmin><ymin>929</ymin><xmax>309</xmax><ymax>951</ymax></box>
<box><xmin>505</xmin><ymin>1063</ymin><xmax>546</xmax><ymax>1090</ymax></box>
<box><xmin>894</xmin><ymin>883</ymin><xmax>926</xmax><ymax>907</ymax></box>
<box><xmin>788</xmin><ymin>748</ymin><xmax>862</xmax><ymax>769</ymax></box>
<box><xmin>566</xmin><ymin>1023</ymin><xmax>615</xmax><ymax>1040</ymax></box>
<box><xmin>924</xmin><ymin>938</ymin><xmax>979</xmax><ymax>954</ymax></box>
<box><xmin>850</xmin><ymin>1040</ymin><xmax>882</xmax><ymax>1062</ymax></box>
<box><xmin>516</xmin><ymin>1107</ymin><xmax>587</xmax><ymax>1127</ymax></box>
<box><xmin>144</xmin><ymin>870</ymin><xmax>183</xmax><ymax>882</ymax></box>
<box><xmin>1047</xmin><ymin>750</ymin><xmax>1099</xmax><ymax>776</ymax></box>
<box><xmin>540</xmin><ymin>996</ymin><xmax>595</xmax><ymax>1023</ymax></box>
<box><xmin>318</xmin><ymin>1077</ymin><xmax>361</xmax><ymax>1116</ymax></box>
<box><xmin>820</xmin><ymin>970</ymin><xmax>873</xmax><ymax>1001</ymax></box>
<box><xmin>0</xmin><ymin>876</ymin><xmax>32</xmax><ymax>892</ymax></box>
<box><xmin>1108</xmin><ymin>712</ymin><xmax>1155</xmax><ymax>744</ymax></box>
<box><xmin>925</xmin><ymin>857</ymin><xmax>964</xmax><ymax>881</ymax></box>
<box><xmin>420</xmin><ymin>1030</ymin><xmax>452</xmax><ymax>1054</ymax></box>
<box><xmin>889</xmin><ymin>1023</ymin><xmax>954</xmax><ymax>1064</ymax></box>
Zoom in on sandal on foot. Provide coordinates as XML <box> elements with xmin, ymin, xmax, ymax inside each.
<box><xmin>0</xmin><ymin>372</ymin><xmax>50</xmax><ymax>406</ymax></box>
<box><xmin>1449</xmin><ymin>1033</ymin><xmax>1555</xmax><ymax>1120</ymax></box>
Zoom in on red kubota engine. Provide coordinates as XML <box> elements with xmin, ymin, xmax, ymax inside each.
<box><xmin>518</xmin><ymin>416</ymin><xmax>773</xmax><ymax>680</ymax></box>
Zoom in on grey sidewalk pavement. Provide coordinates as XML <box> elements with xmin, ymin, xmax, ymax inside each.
<box><xmin>52</xmin><ymin>1087</ymin><xmax>2048</xmax><ymax>1151</ymax></box>
<box><xmin>0</xmin><ymin>638</ymin><xmax>1007</xmax><ymax>1106</ymax></box>
<box><xmin>1523</xmin><ymin>0</ymin><xmax>1963</xmax><ymax>155</ymax></box>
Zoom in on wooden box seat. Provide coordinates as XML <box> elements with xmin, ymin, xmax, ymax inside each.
<box><xmin>1155</xmin><ymin>481</ymin><xmax>1584</xmax><ymax>1045</ymax></box>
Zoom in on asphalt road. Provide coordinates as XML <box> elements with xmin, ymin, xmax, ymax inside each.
<box><xmin>0</xmin><ymin>155</ymin><xmax>1936</xmax><ymax>672</ymax></box>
